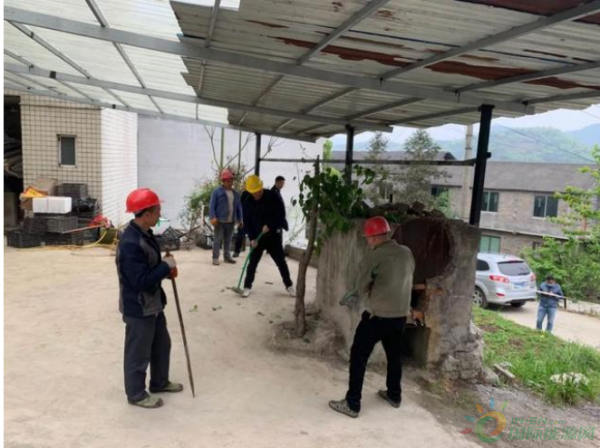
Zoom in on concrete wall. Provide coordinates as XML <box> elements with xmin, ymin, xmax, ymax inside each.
<box><xmin>20</xmin><ymin>94</ymin><xmax>103</xmax><ymax>199</ymax></box>
<box><xmin>316</xmin><ymin>219</ymin><xmax>484</xmax><ymax>378</ymax></box>
<box><xmin>137</xmin><ymin>116</ymin><xmax>322</xmax><ymax>240</ymax></box>
<box><xmin>100</xmin><ymin>109</ymin><xmax>138</xmax><ymax>226</ymax></box>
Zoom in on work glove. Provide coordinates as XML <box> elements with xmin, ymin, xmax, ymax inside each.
<box><xmin>210</xmin><ymin>218</ymin><xmax>218</xmax><ymax>226</ymax></box>
<box><xmin>339</xmin><ymin>289</ymin><xmax>359</xmax><ymax>307</ymax></box>
<box><xmin>164</xmin><ymin>255</ymin><xmax>177</xmax><ymax>269</ymax></box>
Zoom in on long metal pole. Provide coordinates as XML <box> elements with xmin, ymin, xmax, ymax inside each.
<box><xmin>469</xmin><ymin>105</ymin><xmax>494</xmax><ymax>226</ymax></box>
<box><xmin>344</xmin><ymin>125</ymin><xmax>355</xmax><ymax>185</ymax></box>
<box><xmin>255</xmin><ymin>133</ymin><xmax>262</xmax><ymax>176</ymax></box>
<box><xmin>170</xmin><ymin>277</ymin><xmax>196</xmax><ymax>398</ymax></box>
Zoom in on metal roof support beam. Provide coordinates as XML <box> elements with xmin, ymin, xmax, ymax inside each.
<box><xmin>198</xmin><ymin>0</ymin><xmax>221</xmax><ymax>93</ymax></box>
<box><xmin>4</xmin><ymin>63</ymin><xmax>392</xmax><ymax>132</ymax></box>
<box><xmin>8</xmin><ymin>20</ymin><xmax>129</xmax><ymax>108</ymax></box>
<box><xmin>4</xmin><ymin>8</ymin><xmax>534</xmax><ymax>114</ymax></box>
<box><xmin>84</xmin><ymin>0</ymin><xmax>161</xmax><ymax>113</ymax></box>
<box><xmin>390</xmin><ymin>107</ymin><xmax>480</xmax><ymax>126</ymax></box>
<box><xmin>294</xmin><ymin>124</ymin><xmax>329</xmax><ymax>135</ymax></box>
<box><xmin>274</xmin><ymin>119</ymin><xmax>294</xmax><ymax>133</ymax></box>
<box><xmin>524</xmin><ymin>90</ymin><xmax>600</xmax><ymax>105</ymax></box>
<box><xmin>346</xmin><ymin>98</ymin><xmax>422</xmax><ymax>120</ymax></box>
<box><xmin>254</xmin><ymin>133</ymin><xmax>262</xmax><ymax>176</ymax></box>
<box><xmin>6</xmin><ymin>85</ymin><xmax>317</xmax><ymax>143</ymax></box>
<box><xmin>469</xmin><ymin>105</ymin><xmax>494</xmax><ymax>227</ymax></box>
<box><xmin>239</xmin><ymin>0</ymin><xmax>391</xmax><ymax>124</ymax></box>
<box><xmin>380</xmin><ymin>0</ymin><xmax>600</xmax><ymax>81</ymax></box>
<box><xmin>303</xmin><ymin>88</ymin><xmax>356</xmax><ymax>114</ymax></box>
<box><xmin>4</xmin><ymin>49</ymin><xmax>34</xmax><ymax>67</ymax></box>
<box><xmin>456</xmin><ymin>59</ymin><xmax>600</xmax><ymax>94</ymax></box>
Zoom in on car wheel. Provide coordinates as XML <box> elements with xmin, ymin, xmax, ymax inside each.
<box><xmin>473</xmin><ymin>287</ymin><xmax>489</xmax><ymax>309</ymax></box>
<box><xmin>511</xmin><ymin>302</ymin><xmax>526</xmax><ymax>308</ymax></box>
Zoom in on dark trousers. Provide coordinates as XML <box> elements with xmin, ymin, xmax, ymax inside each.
<box><xmin>234</xmin><ymin>226</ymin><xmax>246</xmax><ymax>254</ymax></box>
<box><xmin>346</xmin><ymin>311</ymin><xmax>406</xmax><ymax>412</ymax></box>
<box><xmin>213</xmin><ymin>222</ymin><xmax>235</xmax><ymax>260</ymax></box>
<box><xmin>244</xmin><ymin>232</ymin><xmax>292</xmax><ymax>289</ymax></box>
<box><xmin>123</xmin><ymin>311</ymin><xmax>171</xmax><ymax>402</ymax></box>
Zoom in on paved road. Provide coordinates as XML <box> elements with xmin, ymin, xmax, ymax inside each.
<box><xmin>499</xmin><ymin>302</ymin><xmax>600</xmax><ymax>350</ymax></box>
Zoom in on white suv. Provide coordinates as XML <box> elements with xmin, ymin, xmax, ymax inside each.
<box><xmin>473</xmin><ymin>253</ymin><xmax>537</xmax><ymax>308</ymax></box>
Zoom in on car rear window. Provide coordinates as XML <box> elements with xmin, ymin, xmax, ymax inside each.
<box><xmin>497</xmin><ymin>261</ymin><xmax>531</xmax><ymax>276</ymax></box>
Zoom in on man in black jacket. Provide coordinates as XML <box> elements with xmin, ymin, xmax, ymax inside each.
<box><xmin>241</xmin><ymin>175</ymin><xmax>295</xmax><ymax>299</ymax></box>
<box><xmin>271</xmin><ymin>175</ymin><xmax>288</xmax><ymax>231</ymax></box>
<box><xmin>116</xmin><ymin>188</ymin><xmax>183</xmax><ymax>409</ymax></box>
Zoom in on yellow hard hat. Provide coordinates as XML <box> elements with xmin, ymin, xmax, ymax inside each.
<box><xmin>245</xmin><ymin>175</ymin><xmax>263</xmax><ymax>194</ymax></box>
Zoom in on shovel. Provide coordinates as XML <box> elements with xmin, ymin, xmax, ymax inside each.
<box><xmin>230</xmin><ymin>232</ymin><xmax>264</xmax><ymax>295</ymax></box>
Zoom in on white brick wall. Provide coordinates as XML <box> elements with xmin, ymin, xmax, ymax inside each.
<box><xmin>13</xmin><ymin>91</ymin><xmax>138</xmax><ymax>226</ymax></box>
<box><xmin>19</xmin><ymin>94</ymin><xmax>103</xmax><ymax>199</ymax></box>
<box><xmin>100</xmin><ymin>109</ymin><xmax>138</xmax><ymax>226</ymax></box>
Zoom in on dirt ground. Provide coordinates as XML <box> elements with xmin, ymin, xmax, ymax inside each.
<box><xmin>5</xmin><ymin>245</ymin><xmax>491</xmax><ymax>448</ymax></box>
<box><xmin>498</xmin><ymin>303</ymin><xmax>600</xmax><ymax>350</ymax></box>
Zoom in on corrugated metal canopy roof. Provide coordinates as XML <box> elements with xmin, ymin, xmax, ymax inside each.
<box><xmin>4</xmin><ymin>0</ymin><xmax>600</xmax><ymax>142</ymax></box>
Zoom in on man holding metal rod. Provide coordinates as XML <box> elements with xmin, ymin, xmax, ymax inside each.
<box><xmin>116</xmin><ymin>188</ymin><xmax>184</xmax><ymax>409</ymax></box>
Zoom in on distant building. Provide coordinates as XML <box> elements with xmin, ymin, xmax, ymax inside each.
<box><xmin>333</xmin><ymin>151</ymin><xmax>598</xmax><ymax>256</ymax></box>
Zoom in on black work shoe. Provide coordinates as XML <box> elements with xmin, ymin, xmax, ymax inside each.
<box><xmin>224</xmin><ymin>258</ymin><xmax>237</xmax><ymax>264</ymax></box>
<box><xmin>377</xmin><ymin>390</ymin><xmax>401</xmax><ymax>408</ymax></box>
<box><xmin>328</xmin><ymin>399</ymin><xmax>359</xmax><ymax>418</ymax></box>
<box><xmin>150</xmin><ymin>382</ymin><xmax>184</xmax><ymax>393</ymax></box>
<box><xmin>233</xmin><ymin>252</ymin><xmax>240</xmax><ymax>258</ymax></box>
<box><xmin>128</xmin><ymin>395</ymin><xmax>163</xmax><ymax>409</ymax></box>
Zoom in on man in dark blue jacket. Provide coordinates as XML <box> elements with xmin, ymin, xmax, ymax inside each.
<box><xmin>116</xmin><ymin>188</ymin><xmax>183</xmax><ymax>409</ymax></box>
<box><xmin>241</xmin><ymin>175</ymin><xmax>295</xmax><ymax>298</ymax></box>
<box><xmin>537</xmin><ymin>275</ymin><xmax>564</xmax><ymax>333</ymax></box>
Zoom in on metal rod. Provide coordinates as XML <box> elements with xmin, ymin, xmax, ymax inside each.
<box><xmin>260</xmin><ymin>158</ymin><xmax>478</xmax><ymax>166</ymax></box>
<box><xmin>344</xmin><ymin>125</ymin><xmax>355</xmax><ymax>184</ymax></box>
<box><xmin>469</xmin><ymin>105</ymin><xmax>494</xmax><ymax>226</ymax></box>
<box><xmin>255</xmin><ymin>133</ymin><xmax>262</xmax><ymax>176</ymax></box>
<box><xmin>170</xmin><ymin>276</ymin><xmax>196</xmax><ymax>398</ymax></box>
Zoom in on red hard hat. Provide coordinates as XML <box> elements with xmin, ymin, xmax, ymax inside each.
<box><xmin>220</xmin><ymin>169</ymin><xmax>234</xmax><ymax>180</ymax></box>
<box><xmin>363</xmin><ymin>216</ymin><xmax>391</xmax><ymax>237</ymax></box>
<box><xmin>126</xmin><ymin>188</ymin><xmax>162</xmax><ymax>213</ymax></box>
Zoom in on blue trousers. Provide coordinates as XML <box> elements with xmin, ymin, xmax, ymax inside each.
<box><xmin>536</xmin><ymin>305</ymin><xmax>557</xmax><ymax>332</ymax></box>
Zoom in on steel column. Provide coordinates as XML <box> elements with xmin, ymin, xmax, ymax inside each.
<box><xmin>255</xmin><ymin>133</ymin><xmax>262</xmax><ymax>176</ymax></box>
<box><xmin>344</xmin><ymin>125</ymin><xmax>355</xmax><ymax>184</ymax></box>
<box><xmin>469</xmin><ymin>105</ymin><xmax>494</xmax><ymax>226</ymax></box>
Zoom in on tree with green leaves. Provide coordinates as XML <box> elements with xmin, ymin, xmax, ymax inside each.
<box><xmin>392</xmin><ymin>129</ymin><xmax>449</xmax><ymax>207</ymax></box>
<box><xmin>523</xmin><ymin>145</ymin><xmax>600</xmax><ymax>302</ymax></box>
<box><xmin>364</xmin><ymin>132</ymin><xmax>391</xmax><ymax>205</ymax></box>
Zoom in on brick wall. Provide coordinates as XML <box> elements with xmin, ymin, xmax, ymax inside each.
<box><xmin>478</xmin><ymin>190</ymin><xmax>567</xmax><ymax>238</ymax></box>
<box><xmin>19</xmin><ymin>94</ymin><xmax>103</xmax><ymax>199</ymax></box>
<box><xmin>100</xmin><ymin>109</ymin><xmax>138</xmax><ymax>226</ymax></box>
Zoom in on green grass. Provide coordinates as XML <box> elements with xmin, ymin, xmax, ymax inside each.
<box><xmin>473</xmin><ymin>307</ymin><xmax>600</xmax><ymax>405</ymax></box>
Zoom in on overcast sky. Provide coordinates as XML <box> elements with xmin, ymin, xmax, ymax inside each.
<box><xmin>331</xmin><ymin>104</ymin><xmax>600</xmax><ymax>147</ymax></box>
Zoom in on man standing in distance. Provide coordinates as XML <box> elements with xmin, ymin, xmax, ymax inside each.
<box><xmin>209</xmin><ymin>169</ymin><xmax>243</xmax><ymax>266</ymax></box>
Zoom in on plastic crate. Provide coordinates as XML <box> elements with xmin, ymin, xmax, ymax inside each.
<box><xmin>22</xmin><ymin>217</ymin><xmax>48</xmax><ymax>234</ymax></box>
<box><xmin>55</xmin><ymin>183</ymin><xmax>89</xmax><ymax>199</ymax></box>
<box><xmin>7</xmin><ymin>230</ymin><xmax>42</xmax><ymax>248</ymax></box>
<box><xmin>41</xmin><ymin>232</ymin><xmax>85</xmax><ymax>246</ymax></box>
<box><xmin>45</xmin><ymin>216</ymin><xmax>79</xmax><ymax>233</ymax></box>
<box><xmin>156</xmin><ymin>236</ymin><xmax>180</xmax><ymax>251</ymax></box>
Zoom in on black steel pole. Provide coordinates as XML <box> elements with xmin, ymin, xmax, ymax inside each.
<box><xmin>469</xmin><ymin>105</ymin><xmax>494</xmax><ymax>226</ymax></box>
<box><xmin>254</xmin><ymin>133</ymin><xmax>261</xmax><ymax>176</ymax></box>
<box><xmin>344</xmin><ymin>125</ymin><xmax>355</xmax><ymax>184</ymax></box>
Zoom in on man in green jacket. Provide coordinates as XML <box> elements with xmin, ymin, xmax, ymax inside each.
<box><xmin>329</xmin><ymin>216</ymin><xmax>415</xmax><ymax>418</ymax></box>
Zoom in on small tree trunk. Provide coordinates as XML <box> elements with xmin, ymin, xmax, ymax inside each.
<box><xmin>294</xmin><ymin>157</ymin><xmax>320</xmax><ymax>337</ymax></box>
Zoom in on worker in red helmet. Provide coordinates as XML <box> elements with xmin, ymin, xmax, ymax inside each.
<box><xmin>209</xmin><ymin>168</ymin><xmax>243</xmax><ymax>266</ymax></box>
<box><xmin>329</xmin><ymin>216</ymin><xmax>415</xmax><ymax>418</ymax></box>
<box><xmin>116</xmin><ymin>188</ymin><xmax>183</xmax><ymax>409</ymax></box>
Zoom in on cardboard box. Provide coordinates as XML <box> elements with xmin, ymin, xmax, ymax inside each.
<box><xmin>20</xmin><ymin>198</ymin><xmax>33</xmax><ymax>211</ymax></box>
<box><xmin>33</xmin><ymin>179</ymin><xmax>57</xmax><ymax>196</ymax></box>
